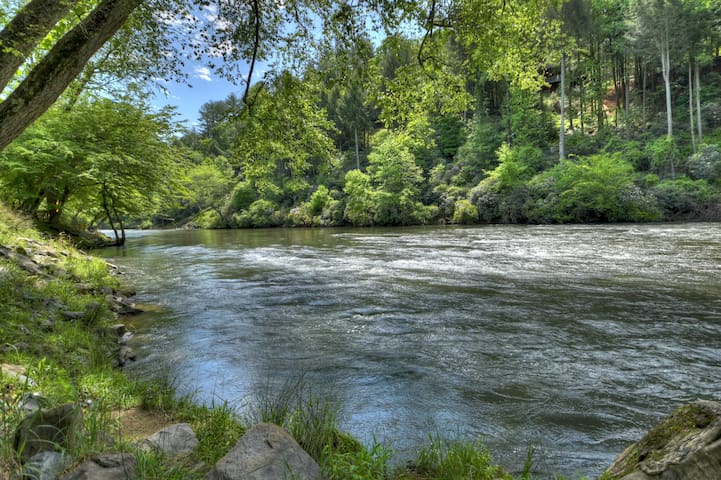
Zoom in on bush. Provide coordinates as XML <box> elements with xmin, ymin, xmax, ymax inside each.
<box><xmin>288</xmin><ymin>203</ymin><xmax>315</xmax><ymax>226</ymax></box>
<box><xmin>230</xmin><ymin>181</ymin><xmax>258</xmax><ymax>212</ymax></box>
<box><xmin>686</xmin><ymin>144</ymin><xmax>721</xmax><ymax>182</ymax></box>
<box><xmin>469</xmin><ymin>181</ymin><xmax>500</xmax><ymax>223</ymax></box>
<box><xmin>645</xmin><ymin>136</ymin><xmax>679</xmax><ymax>177</ymax></box>
<box><xmin>565</xmin><ymin>132</ymin><xmax>601</xmax><ymax>157</ymax></box>
<box><xmin>343</xmin><ymin>170</ymin><xmax>374</xmax><ymax>226</ymax></box>
<box><xmin>451</xmin><ymin>199</ymin><xmax>478</xmax><ymax>224</ymax></box>
<box><xmin>308</xmin><ymin>185</ymin><xmax>331</xmax><ymax>216</ymax></box>
<box><xmin>651</xmin><ymin>177</ymin><xmax>718</xmax><ymax>219</ymax></box>
<box><xmin>527</xmin><ymin>154</ymin><xmax>660</xmax><ymax>223</ymax></box>
<box><xmin>321</xmin><ymin>198</ymin><xmax>345</xmax><ymax>226</ymax></box>
<box><xmin>455</xmin><ymin>116</ymin><xmax>504</xmax><ymax>184</ymax></box>
<box><xmin>232</xmin><ymin>199</ymin><xmax>281</xmax><ymax>227</ymax></box>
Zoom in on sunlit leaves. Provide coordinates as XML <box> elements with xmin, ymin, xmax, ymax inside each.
<box><xmin>0</xmin><ymin>97</ymin><xmax>177</xmax><ymax>226</ymax></box>
<box><xmin>233</xmin><ymin>72</ymin><xmax>336</xmax><ymax>201</ymax></box>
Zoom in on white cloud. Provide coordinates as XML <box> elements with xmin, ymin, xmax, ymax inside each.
<box><xmin>155</xmin><ymin>9</ymin><xmax>197</xmax><ymax>27</ymax></box>
<box><xmin>195</xmin><ymin>66</ymin><xmax>213</xmax><ymax>82</ymax></box>
<box><xmin>202</xmin><ymin>4</ymin><xmax>232</xmax><ymax>31</ymax></box>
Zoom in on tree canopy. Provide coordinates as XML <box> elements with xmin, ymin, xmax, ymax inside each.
<box><xmin>2</xmin><ymin>0</ymin><xmax>721</xmax><ymax>233</ymax></box>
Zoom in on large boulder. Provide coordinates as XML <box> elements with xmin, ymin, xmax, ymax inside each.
<box><xmin>14</xmin><ymin>404</ymin><xmax>82</xmax><ymax>463</ymax></box>
<box><xmin>60</xmin><ymin>453</ymin><xmax>136</xmax><ymax>480</ymax></box>
<box><xmin>604</xmin><ymin>400</ymin><xmax>721</xmax><ymax>479</ymax></box>
<box><xmin>142</xmin><ymin>423</ymin><xmax>198</xmax><ymax>456</ymax></box>
<box><xmin>206</xmin><ymin>423</ymin><xmax>320</xmax><ymax>480</ymax></box>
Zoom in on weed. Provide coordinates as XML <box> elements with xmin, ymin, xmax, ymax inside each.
<box><xmin>322</xmin><ymin>437</ymin><xmax>392</xmax><ymax>480</ymax></box>
<box><xmin>403</xmin><ymin>435</ymin><xmax>513</xmax><ymax>480</ymax></box>
<box><xmin>187</xmin><ymin>400</ymin><xmax>245</xmax><ymax>465</ymax></box>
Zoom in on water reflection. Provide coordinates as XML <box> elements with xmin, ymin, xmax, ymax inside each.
<box><xmin>97</xmin><ymin>224</ymin><xmax>721</xmax><ymax>477</ymax></box>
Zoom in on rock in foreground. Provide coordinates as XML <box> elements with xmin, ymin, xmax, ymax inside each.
<box><xmin>604</xmin><ymin>400</ymin><xmax>721</xmax><ymax>479</ymax></box>
<box><xmin>207</xmin><ymin>423</ymin><xmax>320</xmax><ymax>480</ymax></box>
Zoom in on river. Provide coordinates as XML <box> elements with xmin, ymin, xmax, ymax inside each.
<box><xmin>96</xmin><ymin>223</ymin><xmax>721</xmax><ymax>478</ymax></box>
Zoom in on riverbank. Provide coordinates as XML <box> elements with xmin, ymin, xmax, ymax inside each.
<box><xmin>3</xmin><ymin>206</ymin><xmax>720</xmax><ymax>479</ymax></box>
<box><xmin>0</xmin><ymin>205</ymin><xmax>543</xmax><ymax>479</ymax></box>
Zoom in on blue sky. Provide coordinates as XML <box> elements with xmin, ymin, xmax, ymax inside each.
<box><xmin>149</xmin><ymin>3</ymin><xmax>260</xmax><ymax>130</ymax></box>
<box><xmin>153</xmin><ymin>67</ymin><xmax>244</xmax><ymax>130</ymax></box>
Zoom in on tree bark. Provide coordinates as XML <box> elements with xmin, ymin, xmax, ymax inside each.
<box><xmin>689</xmin><ymin>61</ymin><xmax>696</xmax><ymax>154</ymax></box>
<box><xmin>0</xmin><ymin>0</ymin><xmax>79</xmax><ymax>92</ymax></box>
<box><xmin>660</xmin><ymin>35</ymin><xmax>672</xmax><ymax>139</ymax></box>
<box><xmin>695</xmin><ymin>60</ymin><xmax>702</xmax><ymax>143</ymax></box>
<box><xmin>354</xmin><ymin>126</ymin><xmax>360</xmax><ymax>169</ymax></box>
<box><xmin>559</xmin><ymin>52</ymin><xmax>566</xmax><ymax>162</ymax></box>
<box><xmin>624</xmin><ymin>54</ymin><xmax>630</xmax><ymax>138</ymax></box>
<box><xmin>0</xmin><ymin>0</ymin><xmax>141</xmax><ymax>152</ymax></box>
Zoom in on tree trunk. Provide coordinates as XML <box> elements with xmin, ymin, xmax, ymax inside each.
<box><xmin>695</xmin><ymin>60</ymin><xmax>702</xmax><ymax>143</ymax></box>
<box><xmin>579</xmin><ymin>51</ymin><xmax>584</xmax><ymax>132</ymax></box>
<box><xmin>660</xmin><ymin>37</ymin><xmax>673</xmax><ymax>140</ymax></box>
<box><xmin>642</xmin><ymin>62</ymin><xmax>647</xmax><ymax>126</ymax></box>
<box><xmin>0</xmin><ymin>0</ymin><xmax>78</xmax><ymax>92</ymax></box>
<box><xmin>354</xmin><ymin>126</ymin><xmax>360</xmax><ymax>170</ymax></box>
<box><xmin>689</xmin><ymin>61</ymin><xmax>696</xmax><ymax>154</ymax></box>
<box><xmin>110</xmin><ymin>202</ymin><xmax>125</xmax><ymax>246</ymax></box>
<box><xmin>101</xmin><ymin>190</ymin><xmax>120</xmax><ymax>246</ymax></box>
<box><xmin>560</xmin><ymin>52</ymin><xmax>566</xmax><ymax>162</ymax></box>
<box><xmin>0</xmin><ymin>0</ymin><xmax>141</xmax><ymax>152</ymax></box>
<box><xmin>624</xmin><ymin>54</ymin><xmax>630</xmax><ymax>138</ymax></box>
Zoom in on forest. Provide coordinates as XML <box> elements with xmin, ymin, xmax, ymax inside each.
<box><xmin>1</xmin><ymin>0</ymin><xmax>721</xmax><ymax>245</ymax></box>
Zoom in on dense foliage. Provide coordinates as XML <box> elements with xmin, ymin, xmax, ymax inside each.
<box><xmin>2</xmin><ymin>0</ymin><xmax>721</xmax><ymax>234</ymax></box>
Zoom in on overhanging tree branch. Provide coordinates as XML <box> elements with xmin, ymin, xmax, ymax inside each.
<box><xmin>0</xmin><ymin>0</ymin><xmax>141</xmax><ymax>152</ymax></box>
<box><xmin>0</xmin><ymin>0</ymin><xmax>79</xmax><ymax>92</ymax></box>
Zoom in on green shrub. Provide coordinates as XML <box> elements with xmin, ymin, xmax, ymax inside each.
<box><xmin>469</xmin><ymin>180</ymin><xmax>500</xmax><ymax>223</ymax></box>
<box><xmin>229</xmin><ymin>181</ymin><xmax>257</xmax><ymax>212</ymax></box>
<box><xmin>308</xmin><ymin>185</ymin><xmax>331</xmax><ymax>216</ymax></box>
<box><xmin>343</xmin><ymin>170</ymin><xmax>375</xmax><ymax>226</ymax></box>
<box><xmin>651</xmin><ymin>177</ymin><xmax>718</xmax><ymax>218</ymax></box>
<box><xmin>455</xmin><ymin>116</ymin><xmax>504</xmax><ymax>184</ymax></box>
<box><xmin>565</xmin><ymin>132</ymin><xmax>601</xmax><ymax>157</ymax></box>
<box><xmin>237</xmin><ymin>199</ymin><xmax>281</xmax><ymax>228</ymax></box>
<box><xmin>288</xmin><ymin>203</ymin><xmax>315</xmax><ymax>227</ymax></box>
<box><xmin>686</xmin><ymin>144</ymin><xmax>721</xmax><ymax>182</ymax></box>
<box><xmin>527</xmin><ymin>154</ymin><xmax>660</xmax><ymax>223</ymax></box>
<box><xmin>321</xmin><ymin>198</ymin><xmax>345</xmax><ymax>226</ymax></box>
<box><xmin>452</xmin><ymin>199</ymin><xmax>479</xmax><ymax>224</ymax></box>
<box><xmin>645</xmin><ymin>136</ymin><xmax>679</xmax><ymax>177</ymax></box>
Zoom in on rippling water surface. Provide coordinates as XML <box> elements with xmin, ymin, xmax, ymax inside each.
<box><xmin>97</xmin><ymin>224</ymin><xmax>721</xmax><ymax>477</ymax></box>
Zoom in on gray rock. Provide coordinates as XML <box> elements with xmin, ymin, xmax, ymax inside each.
<box><xmin>142</xmin><ymin>423</ymin><xmax>198</xmax><ymax>456</ymax></box>
<box><xmin>39</xmin><ymin>319</ymin><xmax>54</xmax><ymax>331</ymax></box>
<box><xmin>108</xmin><ymin>324</ymin><xmax>126</xmax><ymax>337</ymax></box>
<box><xmin>605</xmin><ymin>400</ymin><xmax>721</xmax><ymax>480</ymax></box>
<box><xmin>118</xmin><ymin>332</ymin><xmax>133</xmax><ymax>345</ymax></box>
<box><xmin>115</xmin><ymin>346</ymin><xmax>136</xmax><ymax>367</ymax></box>
<box><xmin>61</xmin><ymin>311</ymin><xmax>85</xmax><ymax>321</ymax></box>
<box><xmin>207</xmin><ymin>423</ymin><xmax>320</xmax><ymax>480</ymax></box>
<box><xmin>109</xmin><ymin>296</ymin><xmax>142</xmax><ymax>315</ymax></box>
<box><xmin>14</xmin><ymin>403</ymin><xmax>82</xmax><ymax>463</ymax></box>
<box><xmin>60</xmin><ymin>453</ymin><xmax>136</xmax><ymax>480</ymax></box>
<box><xmin>1</xmin><ymin>363</ymin><xmax>36</xmax><ymax>386</ymax></box>
<box><xmin>23</xmin><ymin>451</ymin><xmax>68</xmax><ymax>480</ymax></box>
<box><xmin>19</xmin><ymin>393</ymin><xmax>47</xmax><ymax>414</ymax></box>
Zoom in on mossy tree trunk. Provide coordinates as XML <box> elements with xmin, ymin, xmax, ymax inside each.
<box><xmin>0</xmin><ymin>0</ymin><xmax>79</xmax><ymax>92</ymax></box>
<box><xmin>0</xmin><ymin>0</ymin><xmax>141</xmax><ymax>152</ymax></box>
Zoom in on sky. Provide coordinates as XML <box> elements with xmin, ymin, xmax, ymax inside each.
<box><xmin>153</xmin><ymin>66</ymin><xmax>244</xmax><ymax>130</ymax></box>
<box><xmin>149</xmin><ymin>3</ymin><xmax>253</xmax><ymax>130</ymax></box>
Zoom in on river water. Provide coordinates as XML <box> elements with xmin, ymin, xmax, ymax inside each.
<box><xmin>97</xmin><ymin>224</ymin><xmax>721</xmax><ymax>478</ymax></box>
